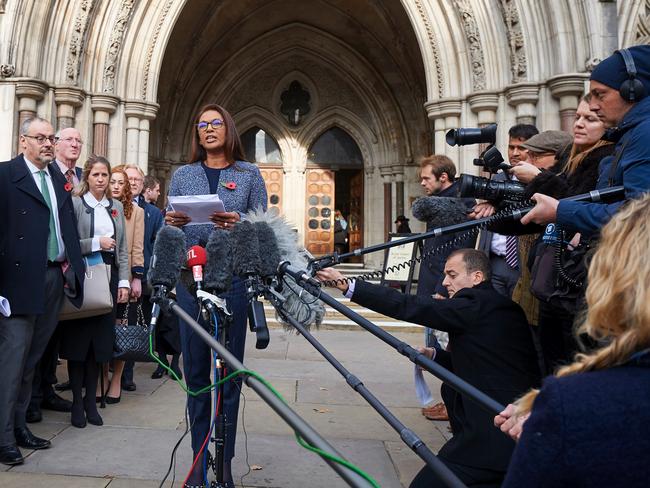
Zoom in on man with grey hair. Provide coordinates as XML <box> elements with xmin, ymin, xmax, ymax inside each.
<box><xmin>0</xmin><ymin>117</ymin><xmax>84</xmax><ymax>465</ymax></box>
<box><xmin>26</xmin><ymin>126</ymin><xmax>85</xmax><ymax>422</ymax></box>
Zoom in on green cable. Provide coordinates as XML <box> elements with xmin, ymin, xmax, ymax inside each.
<box><xmin>148</xmin><ymin>333</ymin><xmax>380</xmax><ymax>487</ymax></box>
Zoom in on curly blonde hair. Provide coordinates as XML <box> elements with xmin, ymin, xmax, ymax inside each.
<box><xmin>516</xmin><ymin>194</ymin><xmax>650</xmax><ymax>416</ymax></box>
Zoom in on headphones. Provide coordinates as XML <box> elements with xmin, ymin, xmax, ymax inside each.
<box><xmin>617</xmin><ymin>48</ymin><xmax>647</xmax><ymax>102</ymax></box>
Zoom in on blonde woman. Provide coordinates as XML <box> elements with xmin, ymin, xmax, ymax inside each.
<box><xmin>496</xmin><ymin>194</ymin><xmax>650</xmax><ymax>487</ymax></box>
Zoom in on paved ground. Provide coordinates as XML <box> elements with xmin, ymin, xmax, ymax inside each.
<box><xmin>0</xmin><ymin>328</ymin><xmax>449</xmax><ymax>488</ymax></box>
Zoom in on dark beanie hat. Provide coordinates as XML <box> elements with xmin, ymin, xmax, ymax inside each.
<box><xmin>590</xmin><ymin>45</ymin><xmax>650</xmax><ymax>94</ymax></box>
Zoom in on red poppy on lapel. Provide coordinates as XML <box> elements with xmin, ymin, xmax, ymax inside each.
<box><xmin>221</xmin><ymin>181</ymin><xmax>237</xmax><ymax>190</ymax></box>
<box><xmin>64</xmin><ymin>182</ymin><xmax>73</xmax><ymax>192</ymax></box>
<box><xmin>111</xmin><ymin>209</ymin><xmax>118</xmax><ymax>218</ymax></box>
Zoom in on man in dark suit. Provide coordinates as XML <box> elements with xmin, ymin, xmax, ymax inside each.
<box><xmin>318</xmin><ymin>249</ymin><xmax>541</xmax><ymax>487</ymax></box>
<box><xmin>26</xmin><ymin>127</ymin><xmax>85</xmax><ymax>422</ymax></box>
<box><xmin>0</xmin><ymin>117</ymin><xmax>84</xmax><ymax>466</ymax></box>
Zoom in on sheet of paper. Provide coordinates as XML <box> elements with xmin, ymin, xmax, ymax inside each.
<box><xmin>414</xmin><ymin>364</ymin><xmax>434</xmax><ymax>407</ymax></box>
<box><xmin>0</xmin><ymin>296</ymin><xmax>11</xmax><ymax>317</ymax></box>
<box><xmin>168</xmin><ymin>194</ymin><xmax>226</xmax><ymax>226</ymax></box>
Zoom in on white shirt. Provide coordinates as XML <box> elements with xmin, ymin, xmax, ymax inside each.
<box><xmin>24</xmin><ymin>157</ymin><xmax>65</xmax><ymax>261</ymax></box>
<box><xmin>83</xmin><ymin>193</ymin><xmax>130</xmax><ymax>289</ymax></box>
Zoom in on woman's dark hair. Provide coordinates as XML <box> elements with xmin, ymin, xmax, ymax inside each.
<box><xmin>189</xmin><ymin>103</ymin><xmax>246</xmax><ymax>165</ymax></box>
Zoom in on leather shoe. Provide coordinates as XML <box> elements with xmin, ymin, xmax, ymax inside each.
<box><xmin>151</xmin><ymin>366</ymin><xmax>165</xmax><ymax>379</ymax></box>
<box><xmin>14</xmin><ymin>427</ymin><xmax>51</xmax><ymax>450</ymax></box>
<box><xmin>55</xmin><ymin>381</ymin><xmax>71</xmax><ymax>391</ymax></box>
<box><xmin>423</xmin><ymin>403</ymin><xmax>449</xmax><ymax>421</ymax></box>
<box><xmin>26</xmin><ymin>407</ymin><xmax>43</xmax><ymax>423</ymax></box>
<box><xmin>42</xmin><ymin>394</ymin><xmax>73</xmax><ymax>412</ymax></box>
<box><xmin>122</xmin><ymin>381</ymin><xmax>136</xmax><ymax>392</ymax></box>
<box><xmin>0</xmin><ymin>445</ymin><xmax>24</xmax><ymax>466</ymax></box>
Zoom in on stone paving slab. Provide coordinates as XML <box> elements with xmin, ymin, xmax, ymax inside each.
<box><xmin>0</xmin><ymin>472</ymin><xmax>110</xmax><ymax>488</ymax></box>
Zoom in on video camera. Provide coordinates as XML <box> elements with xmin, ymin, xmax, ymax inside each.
<box><xmin>446</xmin><ymin>124</ymin><xmax>526</xmax><ymax>203</ymax></box>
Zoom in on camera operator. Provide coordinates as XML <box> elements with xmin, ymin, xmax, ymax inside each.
<box><xmin>522</xmin><ymin>45</ymin><xmax>650</xmax><ymax>235</ymax></box>
<box><xmin>476</xmin><ymin>124</ymin><xmax>538</xmax><ymax>299</ymax></box>
<box><xmin>317</xmin><ymin>250</ymin><xmax>541</xmax><ymax>488</ymax></box>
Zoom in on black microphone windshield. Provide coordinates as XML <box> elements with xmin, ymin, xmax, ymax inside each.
<box><xmin>148</xmin><ymin>225</ymin><xmax>187</xmax><ymax>289</ymax></box>
<box><xmin>412</xmin><ymin>196</ymin><xmax>470</xmax><ymax>228</ymax></box>
<box><xmin>204</xmin><ymin>229</ymin><xmax>233</xmax><ymax>294</ymax></box>
<box><xmin>232</xmin><ymin>221</ymin><xmax>261</xmax><ymax>277</ymax></box>
<box><xmin>254</xmin><ymin>221</ymin><xmax>282</xmax><ymax>278</ymax></box>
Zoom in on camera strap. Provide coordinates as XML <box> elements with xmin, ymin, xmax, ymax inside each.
<box><xmin>607</xmin><ymin>138</ymin><xmax>630</xmax><ymax>187</ymax></box>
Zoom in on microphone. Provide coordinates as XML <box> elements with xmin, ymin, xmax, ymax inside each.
<box><xmin>244</xmin><ymin>209</ymin><xmax>325</xmax><ymax>331</ymax></box>
<box><xmin>230</xmin><ymin>221</ymin><xmax>269</xmax><ymax>349</ymax></box>
<box><xmin>148</xmin><ymin>225</ymin><xmax>187</xmax><ymax>324</ymax></box>
<box><xmin>186</xmin><ymin>245</ymin><xmax>207</xmax><ymax>289</ymax></box>
<box><xmin>204</xmin><ymin>229</ymin><xmax>233</xmax><ymax>294</ymax></box>
<box><xmin>412</xmin><ymin>196</ymin><xmax>471</xmax><ymax>228</ymax></box>
<box><xmin>253</xmin><ymin>221</ymin><xmax>282</xmax><ymax>279</ymax></box>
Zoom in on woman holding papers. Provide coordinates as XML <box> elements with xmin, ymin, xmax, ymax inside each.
<box><xmin>59</xmin><ymin>156</ymin><xmax>130</xmax><ymax>428</ymax></box>
<box><xmin>166</xmin><ymin>103</ymin><xmax>267</xmax><ymax>488</ymax></box>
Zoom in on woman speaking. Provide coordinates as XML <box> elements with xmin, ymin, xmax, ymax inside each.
<box><xmin>166</xmin><ymin>104</ymin><xmax>267</xmax><ymax>488</ymax></box>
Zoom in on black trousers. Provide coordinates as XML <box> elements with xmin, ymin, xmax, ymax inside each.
<box><xmin>410</xmin><ymin>458</ymin><xmax>504</xmax><ymax>488</ymax></box>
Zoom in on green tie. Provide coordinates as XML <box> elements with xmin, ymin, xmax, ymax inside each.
<box><xmin>39</xmin><ymin>170</ymin><xmax>59</xmax><ymax>261</ymax></box>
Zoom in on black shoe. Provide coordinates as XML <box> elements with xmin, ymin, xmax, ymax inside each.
<box><xmin>42</xmin><ymin>394</ymin><xmax>73</xmax><ymax>412</ymax></box>
<box><xmin>26</xmin><ymin>407</ymin><xmax>43</xmax><ymax>423</ymax></box>
<box><xmin>105</xmin><ymin>395</ymin><xmax>121</xmax><ymax>405</ymax></box>
<box><xmin>0</xmin><ymin>445</ymin><xmax>24</xmax><ymax>466</ymax></box>
<box><xmin>122</xmin><ymin>381</ymin><xmax>136</xmax><ymax>392</ymax></box>
<box><xmin>70</xmin><ymin>402</ymin><xmax>86</xmax><ymax>428</ymax></box>
<box><xmin>83</xmin><ymin>397</ymin><xmax>103</xmax><ymax>426</ymax></box>
<box><xmin>14</xmin><ymin>427</ymin><xmax>51</xmax><ymax>450</ymax></box>
<box><xmin>151</xmin><ymin>366</ymin><xmax>165</xmax><ymax>379</ymax></box>
<box><xmin>54</xmin><ymin>381</ymin><xmax>71</xmax><ymax>392</ymax></box>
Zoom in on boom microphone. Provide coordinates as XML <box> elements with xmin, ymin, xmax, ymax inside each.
<box><xmin>254</xmin><ymin>221</ymin><xmax>282</xmax><ymax>279</ymax></box>
<box><xmin>412</xmin><ymin>196</ymin><xmax>471</xmax><ymax>228</ymax></box>
<box><xmin>148</xmin><ymin>225</ymin><xmax>187</xmax><ymax>324</ymax></box>
<box><xmin>232</xmin><ymin>221</ymin><xmax>261</xmax><ymax>277</ymax></box>
<box><xmin>245</xmin><ymin>209</ymin><xmax>325</xmax><ymax>330</ymax></box>
<box><xmin>204</xmin><ymin>229</ymin><xmax>233</xmax><ymax>294</ymax></box>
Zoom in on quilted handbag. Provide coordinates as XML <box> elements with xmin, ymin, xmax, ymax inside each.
<box><xmin>114</xmin><ymin>302</ymin><xmax>155</xmax><ymax>362</ymax></box>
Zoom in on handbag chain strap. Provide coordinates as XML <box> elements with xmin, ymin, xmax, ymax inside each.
<box><xmin>119</xmin><ymin>301</ymin><xmax>148</xmax><ymax>328</ymax></box>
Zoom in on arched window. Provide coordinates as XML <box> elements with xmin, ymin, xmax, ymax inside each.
<box><xmin>308</xmin><ymin>127</ymin><xmax>362</xmax><ymax>168</ymax></box>
<box><xmin>241</xmin><ymin>127</ymin><xmax>283</xmax><ymax>164</ymax></box>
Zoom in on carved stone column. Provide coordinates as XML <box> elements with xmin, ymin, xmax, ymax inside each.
<box><xmin>380</xmin><ymin>167</ymin><xmax>393</xmax><ymax>241</ymax></box>
<box><xmin>54</xmin><ymin>86</ymin><xmax>85</xmax><ymax>131</ymax></box>
<box><xmin>548</xmin><ymin>74</ymin><xmax>589</xmax><ymax>132</ymax></box>
<box><xmin>15</xmin><ymin>80</ymin><xmax>47</xmax><ymax>152</ymax></box>
<box><xmin>505</xmin><ymin>83</ymin><xmax>540</xmax><ymax>126</ymax></box>
<box><xmin>124</xmin><ymin>101</ymin><xmax>146</xmax><ymax>165</ymax></box>
<box><xmin>468</xmin><ymin>92</ymin><xmax>499</xmax><ymax>155</ymax></box>
<box><xmin>392</xmin><ymin>166</ymin><xmax>405</xmax><ymax>219</ymax></box>
<box><xmin>424</xmin><ymin>98</ymin><xmax>462</xmax><ymax>158</ymax></box>
<box><xmin>138</xmin><ymin>103</ymin><xmax>159</xmax><ymax>173</ymax></box>
<box><xmin>91</xmin><ymin>94</ymin><xmax>119</xmax><ymax>157</ymax></box>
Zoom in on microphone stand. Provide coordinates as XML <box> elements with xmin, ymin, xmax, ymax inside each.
<box><xmin>151</xmin><ymin>292</ymin><xmax>372</xmax><ymax>488</ymax></box>
<box><xmin>276</xmin><ymin>265</ymin><xmax>505</xmax><ymax>416</ymax></box>
<box><xmin>263</xmin><ymin>288</ymin><xmax>467</xmax><ymax>488</ymax></box>
<box><xmin>310</xmin><ymin>186</ymin><xmax>625</xmax><ymax>270</ymax></box>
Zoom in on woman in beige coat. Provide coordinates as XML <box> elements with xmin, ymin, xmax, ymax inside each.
<box><xmin>103</xmin><ymin>166</ymin><xmax>145</xmax><ymax>402</ymax></box>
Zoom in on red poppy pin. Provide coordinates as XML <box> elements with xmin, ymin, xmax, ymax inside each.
<box><xmin>63</xmin><ymin>182</ymin><xmax>73</xmax><ymax>192</ymax></box>
<box><xmin>221</xmin><ymin>181</ymin><xmax>237</xmax><ymax>190</ymax></box>
<box><xmin>111</xmin><ymin>209</ymin><xmax>118</xmax><ymax>218</ymax></box>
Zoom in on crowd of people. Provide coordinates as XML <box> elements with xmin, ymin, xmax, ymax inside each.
<box><xmin>0</xmin><ymin>44</ymin><xmax>649</xmax><ymax>488</ymax></box>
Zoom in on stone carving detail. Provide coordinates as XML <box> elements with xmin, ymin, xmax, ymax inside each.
<box><xmin>414</xmin><ymin>0</ymin><xmax>444</xmax><ymax>97</ymax></box>
<box><xmin>453</xmin><ymin>0</ymin><xmax>486</xmax><ymax>91</ymax></box>
<box><xmin>634</xmin><ymin>0</ymin><xmax>650</xmax><ymax>44</ymax></box>
<box><xmin>0</xmin><ymin>64</ymin><xmax>15</xmax><ymax>77</ymax></box>
<box><xmin>0</xmin><ymin>0</ymin><xmax>6</xmax><ymax>14</ymax></box>
<box><xmin>141</xmin><ymin>0</ymin><xmax>174</xmax><ymax>100</ymax></box>
<box><xmin>66</xmin><ymin>0</ymin><xmax>94</xmax><ymax>83</ymax></box>
<box><xmin>102</xmin><ymin>0</ymin><xmax>136</xmax><ymax>93</ymax></box>
<box><xmin>499</xmin><ymin>0</ymin><xmax>527</xmax><ymax>83</ymax></box>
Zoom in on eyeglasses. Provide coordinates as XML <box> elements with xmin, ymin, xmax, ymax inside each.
<box><xmin>197</xmin><ymin>118</ymin><xmax>225</xmax><ymax>131</ymax></box>
<box><xmin>23</xmin><ymin>135</ymin><xmax>56</xmax><ymax>145</ymax></box>
<box><xmin>58</xmin><ymin>137</ymin><xmax>83</xmax><ymax>146</ymax></box>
